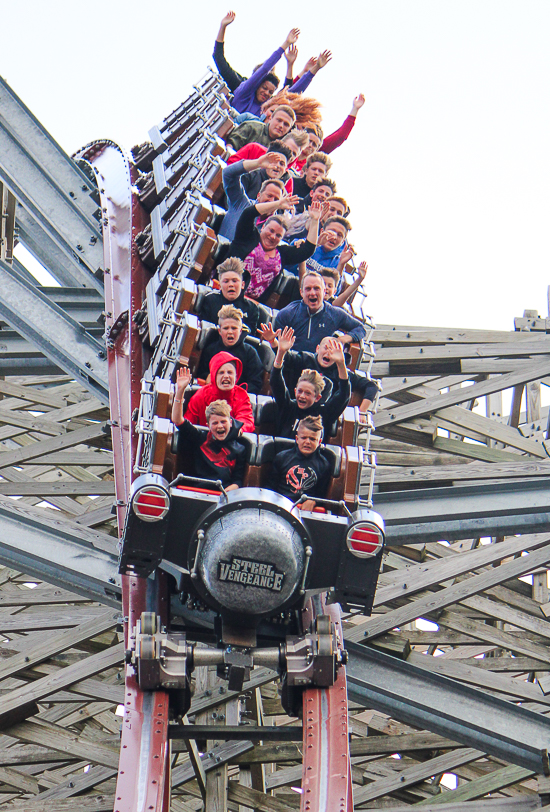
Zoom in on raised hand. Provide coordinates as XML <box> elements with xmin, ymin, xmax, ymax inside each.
<box><xmin>258</xmin><ymin>323</ymin><xmax>280</xmax><ymax>344</ymax></box>
<box><xmin>312</xmin><ymin>50</ymin><xmax>332</xmax><ymax>73</ymax></box>
<box><xmin>175</xmin><ymin>366</ymin><xmax>192</xmax><ymax>394</ymax></box>
<box><xmin>339</xmin><ymin>244</ymin><xmax>355</xmax><ymax>267</ymax></box>
<box><xmin>285</xmin><ymin>44</ymin><xmax>299</xmax><ymax>65</ymax></box>
<box><xmin>317</xmin><ymin>49</ymin><xmax>332</xmax><ymax>69</ymax></box>
<box><xmin>220</xmin><ymin>10</ymin><xmax>235</xmax><ymax>27</ymax></box>
<box><xmin>279</xmin><ymin>194</ymin><xmax>300</xmax><ymax>211</ymax></box>
<box><xmin>326</xmin><ymin>338</ymin><xmax>345</xmax><ymax>364</ymax></box>
<box><xmin>357</xmin><ymin>260</ymin><xmax>368</xmax><ymax>280</ymax></box>
<box><xmin>283</xmin><ymin>28</ymin><xmax>300</xmax><ymax>49</ymax></box>
<box><xmin>303</xmin><ymin>56</ymin><xmax>317</xmax><ymax>74</ymax></box>
<box><xmin>307</xmin><ymin>200</ymin><xmax>324</xmax><ymax>221</ymax></box>
<box><xmin>260</xmin><ymin>151</ymin><xmax>286</xmax><ymax>171</ymax></box>
<box><xmin>278</xmin><ymin>326</ymin><xmax>296</xmax><ymax>354</ymax></box>
<box><xmin>352</xmin><ymin>93</ymin><xmax>365</xmax><ymax>113</ymax></box>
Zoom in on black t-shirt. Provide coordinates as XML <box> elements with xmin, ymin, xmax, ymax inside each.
<box><xmin>198</xmin><ymin>290</ymin><xmax>261</xmax><ymax>337</ymax></box>
<box><xmin>269</xmin><ymin>446</ymin><xmax>330</xmax><ymax>500</ymax></box>
<box><xmin>270</xmin><ymin>364</ymin><xmax>350</xmax><ymax>440</ymax></box>
<box><xmin>282</xmin><ymin>350</ymin><xmax>379</xmax><ymax>403</ymax></box>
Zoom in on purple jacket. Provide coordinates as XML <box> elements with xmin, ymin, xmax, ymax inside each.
<box><xmin>232</xmin><ymin>47</ymin><xmax>314</xmax><ymax>116</ymax></box>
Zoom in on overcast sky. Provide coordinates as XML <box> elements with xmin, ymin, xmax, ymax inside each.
<box><xmin>2</xmin><ymin>0</ymin><xmax>549</xmax><ymax>331</ymax></box>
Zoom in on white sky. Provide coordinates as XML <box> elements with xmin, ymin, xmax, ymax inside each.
<box><xmin>2</xmin><ymin>0</ymin><xmax>549</xmax><ymax>331</ymax></box>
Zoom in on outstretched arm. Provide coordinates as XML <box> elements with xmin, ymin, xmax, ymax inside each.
<box><xmin>216</xmin><ymin>10</ymin><xmax>235</xmax><ymax>42</ymax></box>
<box><xmin>270</xmin><ymin>328</ymin><xmax>296</xmax><ymax>408</ymax></box>
<box><xmin>284</xmin><ymin>44</ymin><xmax>298</xmax><ymax>86</ymax></box>
<box><xmin>171</xmin><ymin>366</ymin><xmax>192</xmax><ymax>426</ymax></box>
<box><xmin>255</xmin><ymin>193</ymin><xmax>300</xmax><ymax>218</ymax></box>
<box><xmin>332</xmin><ymin>261</ymin><xmax>367</xmax><ymax>308</ymax></box>
<box><xmin>232</xmin><ymin>28</ymin><xmax>300</xmax><ymax>111</ymax></box>
<box><xmin>321</xmin><ymin>94</ymin><xmax>364</xmax><ymax>155</ymax></box>
<box><xmin>213</xmin><ymin>12</ymin><xmax>245</xmax><ymax>93</ymax></box>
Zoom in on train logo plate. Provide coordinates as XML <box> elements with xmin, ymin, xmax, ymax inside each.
<box><xmin>218</xmin><ymin>556</ymin><xmax>285</xmax><ymax>592</ymax></box>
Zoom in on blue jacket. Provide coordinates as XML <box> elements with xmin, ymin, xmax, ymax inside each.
<box><xmin>219</xmin><ymin>160</ymin><xmax>253</xmax><ymax>240</ymax></box>
<box><xmin>232</xmin><ymin>47</ymin><xmax>314</xmax><ymax>116</ymax></box>
<box><xmin>285</xmin><ymin>242</ymin><xmax>345</xmax><ymax>276</ymax></box>
<box><xmin>273</xmin><ymin>300</ymin><xmax>367</xmax><ymax>353</ymax></box>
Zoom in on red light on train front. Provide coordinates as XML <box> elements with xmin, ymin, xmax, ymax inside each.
<box><xmin>346</xmin><ymin>523</ymin><xmax>383</xmax><ymax>558</ymax></box>
<box><xmin>133</xmin><ymin>486</ymin><xmax>170</xmax><ymax>522</ymax></box>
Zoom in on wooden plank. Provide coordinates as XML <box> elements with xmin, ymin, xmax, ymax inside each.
<box><xmin>349</xmin><ymin>732</ymin><xmax>460</xmax><ymax>756</ymax></box>
<box><xmin>375</xmin><ymin>459</ymin><xmax>550</xmax><ymax>485</ymax></box>
<box><xmin>0</xmin><ymin>380</ymin><xmax>69</xmax><ymax>408</ymax></box>
<box><xmin>459</xmin><ymin>593</ymin><xmax>550</xmax><ymax>639</ymax></box>
<box><xmin>373</xmin><ymin>327</ymin><xmax>547</xmax><ymax>345</ymax></box>
<box><xmin>375</xmin><ymin>340</ymin><xmax>550</xmax><ymax>362</ymax></box>
<box><xmin>0</xmin><ymin>643</ymin><xmax>123</xmax><ymax>728</ymax></box>
<box><xmin>346</xmin><ymin>542</ymin><xmax>550</xmax><ymax>643</ymax></box>
<box><xmin>375</xmin><ymin>357</ymin><xmax>550</xmax><ymax>429</ymax></box>
<box><xmin>24</xmin><ymin>452</ymin><xmax>113</xmax><ymax>466</ymax></box>
<box><xmin>5</xmin><ymin>720</ymin><xmax>120</xmax><ymax>768</ymax></box>
<box><xmin>226</xmin><ymin>783</ymin><xmax>299</xmax><ymax>811</ymax></box>
<box><xmin>35</xmin><ymin>764</ymin><xmax>117</xmax><ymax>799</ymax></box>
<box><xmin>415</xmin><ymin>765</ymin><xmax>534</xmax><ymax>805</ymax></box>
<box><xmin>437</xmin><ymin>612</ymin><xmax>550</xmax><ymax>664</ymax></box>
<box><xmin>405</xmin><ymin>652</ymin><xmax>550</xmax><ymax>704</ymax></box>
<box><xmin>353</xmin><ymin>748</ymin><xmax>484</xmax><ymax>804</ymax></box>
<box><xmin>373</xmin><ymin>533</ymin><xmax>550</xmax><ymax>607</ymax></box>
<box><xmin>0</xmin><ymin>611</ymin><xmax>119</xmax><ymax>682</ymax></box>
<box><xmin>0</xmin><ymin>795</ymin><xmax>115</xmax><ymax>811</ymax></box>
<box><xmin>0</xmin><ymin>482</ymin><xmax>114</xmax><ymax>496</ymax></box>
<box><xmin>0</xmin><ymin>424</ymin><xmax>109</xmax><ymax>470</ymax></box>
<box><xmin>432</xmin><ymin>406</ymin><xmax>548</xmax><ymax>458</ymax></box>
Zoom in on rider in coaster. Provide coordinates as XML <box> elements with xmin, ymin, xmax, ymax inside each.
<box><xmin>270</xmin><ymin>327</ymin><xmax>350</xmax><ymax>440</ymax></box>
<box><xmin>196</xmin><ymin>304</ymin><xmax>265</xmax><ymax>395</ymax></box>
<box><xmin>269</xmin><ymin>414</ymin><xmax>330</xmax><ymax>511</ymax></box>
<box><xmin>175</xmin><ymin>352</ymin><xmax>255</xmax><ymax>433</ymax></box>
<box><xmin>171</xmin><ymin>387</ymin><xmax>246</xmax><ymax>491</ymax></box>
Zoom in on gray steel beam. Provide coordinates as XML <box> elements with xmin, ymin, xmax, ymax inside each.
<box><xmin>373</xmin><ymin>477</ymin><xmax>550</xmax><ymax>544</ymax></box>
<box><xmin>0</xmin><ymin>76</ymin><xmax>103</xmax><ymax>286</ymax></box>
<box><xmin>346</xmin><ymin>643</ymin><xmax>550</xmax><ymax>775</ymax></box>
<box><xmin>16</xmin><ymin>205</ymin><xmax>104</xmax><ymax>291</ymax></box>
<box><xmin>0</xmin><ymin>497</ymin><xmax>120</xmax><ymax>606</ymax></box>
<box><xmin>0</xmin><ymin>76</ymin><xmax>99</xmax><ymax>225</ymax></box>
<box><xmin>0</xmin><ymin>258</ymin><xmax>108</xmax><ymax>403</ymax></box>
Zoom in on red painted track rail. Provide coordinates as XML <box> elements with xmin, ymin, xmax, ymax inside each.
<box><xmin>79</xmin><ymin>141</ymin><xmax>171</xmax><ymax>812</ymax></box>
<box><xmin>302</xmin><ymin>602</ymin><xmax>352</xmax><ymax>812</ymax></box>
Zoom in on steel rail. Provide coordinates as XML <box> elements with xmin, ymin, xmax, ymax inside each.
<box><xmin>301</xmin><ymin>599</ymin><xmax>353</xmax><ymax>812</ymax></box>
<box><xmin>80</xmin><ymin>140</ymin><xmax>171</xmax><ymax>812</ymax></box>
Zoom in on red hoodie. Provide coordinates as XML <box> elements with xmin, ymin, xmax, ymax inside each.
<box><xmin>184</xmin><ymin>351</ymin><xmax>255</xmax><ymax>432</ymax></box>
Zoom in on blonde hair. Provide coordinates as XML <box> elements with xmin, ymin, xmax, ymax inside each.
<box><xmin>218</xmin><ymin>304</ymin><xmax>243</xmax><ymax>324</ymax></box>
<box><xmin>217</xmin><ymin>257</ymin><xmax>244</xmax><ymax>278</ymax></box>
<box><xmin>298</xmin><ymin>369</ymin><xmax>326</xmax><ymax>397</ymax></box>
<box><xmin>305</xmin><ymin>151</ymin><xmax>332</xmax><ymax>171</ymax></box>
<box><xmin>284</xmin><ymin>128</ymin><xmax>309</xmax><ymax>148</ymax></box>
<box><xmin>205</xmin><ymin>400</ymin><xmax>232</xmax><ymax>421</ymax></box>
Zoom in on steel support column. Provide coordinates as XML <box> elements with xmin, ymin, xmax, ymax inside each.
<box><xmin>374</xmin><ymin>477</ymin><xmax>550</xmax><ymax>544</ymax></box>
<box><xmin>0</xmin><ymin>257</ymin><xmax>108</xmax><ymax>403</ymax></box>
<box><xmin>347</xmin><ymin>643</ymin><xmax>550</xmax><ymax>775</ymax></box>
<box><xmin>0</xmin><ymin>498</ymin><xmax>120</xmax><ymax>605</ymax></box>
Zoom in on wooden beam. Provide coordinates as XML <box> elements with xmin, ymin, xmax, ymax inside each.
<box><xmin>375</xmin><ymin>357</ymin><xmax>550</xmax><ymax>429</ymax></box>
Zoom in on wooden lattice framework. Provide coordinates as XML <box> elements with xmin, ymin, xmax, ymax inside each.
<box><xmin>0</xmin><ymin>306</ymin><xmax>543</xmax><ymax>809</ymax></box>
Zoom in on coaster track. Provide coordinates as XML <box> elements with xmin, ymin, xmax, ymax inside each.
<box><xmin>79</xmin><ymin>71</ymin><xmax>378</xmax><ymax>811</ymax></box>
